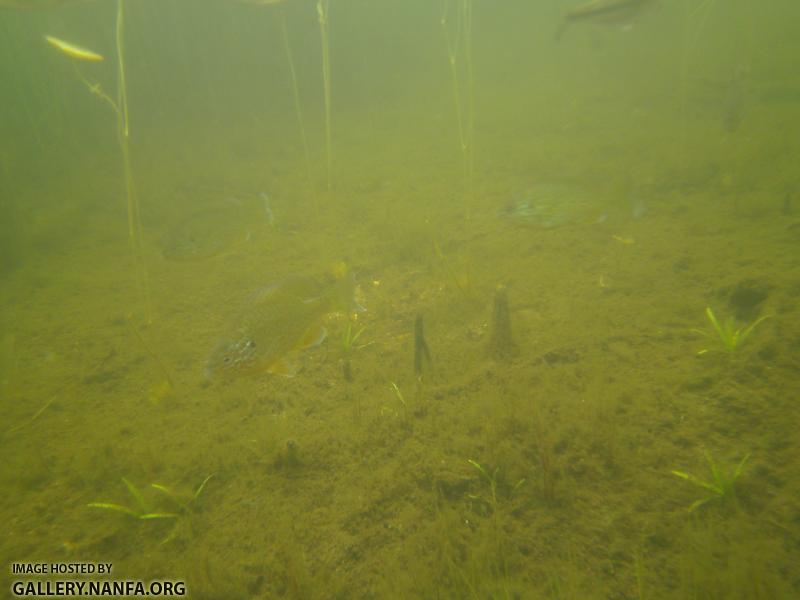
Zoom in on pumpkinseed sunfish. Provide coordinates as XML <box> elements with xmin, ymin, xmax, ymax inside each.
<box><xmin>206</xmin><ymin>271</ymin><xmax>363</xmax><ymax>379</ymax></box>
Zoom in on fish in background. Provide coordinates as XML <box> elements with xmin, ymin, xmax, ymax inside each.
<box><xmin>500</xmin><ymin>182</ymin><xmax>598</xmax><ymax>229</ymax></box>
<box><xmin>557</xmin><ymin>0</ymin><xmax>657</xmax><ymax>40</ymax></box>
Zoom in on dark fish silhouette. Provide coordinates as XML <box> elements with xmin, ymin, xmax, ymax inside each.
<box><xmin>557</xmin><ymin>0</ymin><xmax>655</xmax><ymax>40</ymax></box>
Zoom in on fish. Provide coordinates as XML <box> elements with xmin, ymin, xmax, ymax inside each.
<box><xmin>500</xmin><ymin>183</ymin><xmax>596</xmax><ymax>229</ymax></box>
<box><xmin>557</xmin><ymin>0</ymin><xmax>655</xmax><ymax>39</ymax></box>
<box><xmin>159</xmin><ymin>189</ymin><xmax>272</xmax><ymax>261</ymax></box>
<box><xmin>159</xmin><ymin>206</ymin><xmax>253</xmax><ymax>262</ymax></box>
<box><xmin>206</xmin><ymin>270</ymin><xmax>363</xmax><ymax>379</ymax></box>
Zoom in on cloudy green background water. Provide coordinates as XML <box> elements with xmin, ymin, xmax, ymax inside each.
<box><xmin>1</xmin><ymin>1</ymin><xmax>799</xmax><ymax>597</ymax></box>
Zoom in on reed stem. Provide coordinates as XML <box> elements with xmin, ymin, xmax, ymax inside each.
<box><xmin>316</xmin><ymin>0</ymin><xmax>332</xmax><ymax>190</ymax></box>
<box><xmin>440</xmin><ymin>0</ymin><xmax>475</xmax><ymax>215</ymax></box>
<box><xmin>279</xmin><ymin>8</ymin><xmax>313</xmax><ymax>195</ymax></box>
<box><xmin>116</xmin><ymin>0</ymin><xmax>151</xmax><ymax>322</ymax></box>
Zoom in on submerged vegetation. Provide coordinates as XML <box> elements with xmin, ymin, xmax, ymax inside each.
<box><xmin>44</xmin><ymin>3</ymin><xmax>151</xmax><ymax>321</ymax></box>
<box><xmin>672</xmin><ymin>452</ymin><xmax>750</xmax><ymax>512</ymax></box>
<box><xmin>486</xmin><ymin>284</ymin><xmax>516</xmax><ymax>360</ymax></box>
<box><xmin>1</xmin><ymin>0</ymin><xmax>797</xmax><ymax>597</ymax></box>
<box><xmin>413</xmin><ymin>313</ymin><xmax>432</xmax><ymax>379</ymax></box>
<box><xmin>339</xmin><ymin>321</ymin><xmax>367</xmax><ymax>382</ymax></box>
<box><xmin>88</xmin><ymin>475</ymin><xmax>212</xmax><ymax>519</ymax></box>
<box><xmin>696</xmin><ymin>307</ymin><xmax>771</xmax><ymax>355</ymax></box>
<box><xmin>88</xmin><ymin>476</ymin><xmax>213</xmax><ymax>544</ymax></box>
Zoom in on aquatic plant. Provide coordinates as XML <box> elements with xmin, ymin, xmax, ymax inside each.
<box><xmin>340</xmin><ymin>322</ymin><xmax>366</xmax><ymax>382</ymax></box>
<box><xmin>414</xmin><ymin>313</ymin><xmax>432</xmax><ymax>378</ymax></box>
<box><xmin>467</xmin><ymin>460</ymin><xmax>499</xmax><ymax>516</ymax></box>
<box><xmin>466</xmin><ymin>460</ymin><xmax>524</xmax><ymax>597</ymax></box>
<box><xmin>441</xmin><ymin>0</ymin><xmax>475</xmax><ymax>209</ymax></box>
<box><xmin>389</xmin><ymin>381</ymin><xmax>409</xmax><ymax>424</ymax></box>
<box><xmin>150</xmin><ymin>475</ymin><xmax>213</xmax><ymax>514</ymax></box>
<box><xmin>45</xmin><ymin>2</ymin><xmax>151</xmax><ymax>321</ymax></box>
<box><xmin>246</xmin><ymin>1</ymin><xmax>313</xmax><ymax>192</ymax></box>
<box><xmin>88</xmin><ymin>475</ymin><xmax>213</xmax><ymax>543</ymax></box>
<box><xmin>487</xmin><ymin>284</ymin><xmax>517</xmax><ymax>359</ymax></box>
<box><xmin>536</xmin><ymin>436</ymin><xmax>559</xmax><ymax>505</ymax></box>
<box><xmin>87</xmin><ymin>478</ymin><xmax>180</xmax><ymax>521</ymax></box>
<box><xmin>467</xmin><ymin>459</ymin><xmax>525</xmax><ymax>516</ymax></box>
<box><xmin>695</xmin><ymin>307</ymin><xmax>770</xmax><ymax>354</ymax></box>
<box><xmin>279</xmin><ymin>7</ymin><xmax>313</xmax><ymax>192</ymax></box>
<box><xmin>45</xmin><ymin>35</ymin><xmax>103</xmax><ymax>61</ymax></box>
<box><xmin>6</xmin><ymin>397</ymin><xmax>54</xmax><ymax>435</ymax></box>
<box><xmin>671</xmin><ymin>451</ymin><xmax>749</xmax><ymax>512</ymax></box>
<box><xmin>317</xmin><ymin>0</ymin><xmax>332</xmax><ymax>189</ymax></box>
<box><xmin>274</xmin><ymin>440</ymin><xmax>301</xmax><ymax>470</ymax></box>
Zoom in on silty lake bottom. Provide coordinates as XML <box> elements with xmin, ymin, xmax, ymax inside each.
<box><xmin>1</xmin><ymin>1</ymin><xmax>799</xmax><ymax>597</ymax></box>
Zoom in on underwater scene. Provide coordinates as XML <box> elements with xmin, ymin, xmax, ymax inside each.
<box><xmin>1</xmin><ymin>0</ymin><xmax>799</xmax><ymax>598</ymax></box>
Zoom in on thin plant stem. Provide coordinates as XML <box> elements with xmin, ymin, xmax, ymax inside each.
<box><xmin>280</xmin><ymin>9</ymin><xmax>314</xmax><ymax>197</ymax></box>
<box><xmin>316</xmin><ymin>0</ymin><xmax>332</xmax><ymax>190</ymax></box>
<box><xmin>462</xmin><ymin>0</ymin><xmax>474</xmax><ymax>210</ymax></box>
<box><xmin>116</xmin><ymin>0</ymin><xmax>151</xmax><ymax>323</ymax></box>
<box><xmin>6</xmin><ymin>397</ymin><xmax>55</xmax><ymax>434</ymax></box>
<box><xmin>679</xmin><ymin>0</ymin><xmax>717</xmax><ymax>168</ymax></box>
<box><xmin>441</xmin><ymin>0</ymin><xmax>474</xmax><ymax>217</ymax></box>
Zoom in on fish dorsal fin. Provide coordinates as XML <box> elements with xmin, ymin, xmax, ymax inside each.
<box><xmin>298</xmin><ymin>325</ymin><xmax>327</xmax><ymax>350</ymax></box>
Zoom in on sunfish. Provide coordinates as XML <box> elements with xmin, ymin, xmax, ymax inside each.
<box><xmin>206</xmin><ymin>270</ymin><xmax>363</xmax><ymax>380</ymax></box>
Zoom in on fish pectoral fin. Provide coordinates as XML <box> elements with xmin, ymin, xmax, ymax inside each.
<box><xmin>268</xmin><ymin>356</ymin><xmax>300</xmax><ymax>378</ymax></box>
<box><xmin>298</xmin><ymin>325</ymin><xmax>327</xmax><ymax>350</ymax></box>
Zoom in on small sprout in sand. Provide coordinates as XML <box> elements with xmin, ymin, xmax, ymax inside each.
<box><xmin>672</xmin><ymin>451</ymin><xmax>749</xmax><ymax>512</ymax></box>
<box><xmin>694</xmin><ymin>307</ymin><xmax>770</xmax><ymax>355</ymax></box>
<box><xmin>340</xmin><ymin>322</ymin><xmax>368</xmax><ymax>382</ymax></box>
<box><xmin>88</xmin><ymin>475</ymin><xmax>213</xmax><ymax>544</ymax></box>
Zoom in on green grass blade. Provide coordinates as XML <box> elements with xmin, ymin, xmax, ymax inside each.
<box><xmin>671</xmin><ymin>470</ymin><xmax>720</xmax><ymax>494</ymax></box>
<box><xmin>389</xmin><ymin>381</ymin><xmax>406</xmax><ymax>405</ymax></box>
<box><xmin>87</xmin><ymin>502</ymin><xmax>139</xmax><ymax>518</ymax></box>
<box><xmin>151</xmin><ymin>483</ymin><xmax>189</xmax><ymax>512</ymax></box>
<box><xmin>687</xmin><ymin>497</ymin><xmax>711</xmax><ymax>513</ymax></box>
<box><xmin>468</xmin><ymin>459</ymin><xmax>491</xmax><ymax>483</ymax></box>
<box><xmin>122</xmin><ymin>478</ymin><xmax>150</xmax><ymax>513</ymax></box>
<box><xmin>193</xmin><ymin>474</ymin><xmax>214</xmax><ymax>502</ymax></box>
<box><xmin>733</xmin><ymin>453</ymin><xmax>751</xmax><ymax>481</ymax></box>
<box><xmin>705</xmin><ymin>307</ymin><xmax>724</xmax><ymax>340</ymax></box>
<box><xmin>738</xmin><ymin>316</ymin><xmax>770</xmax><ymax>346</ymax></box>
<box><xmin>350</xmin><ymin>326</ymin><xmax>365</xmax><ymax>345</ymax></box>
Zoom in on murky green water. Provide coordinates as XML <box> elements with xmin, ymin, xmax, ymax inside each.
<box><xmin>2</xmin><ymin>1</ymin><xmax>799</xmax><ymax>598</ymax></box>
